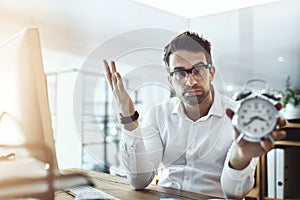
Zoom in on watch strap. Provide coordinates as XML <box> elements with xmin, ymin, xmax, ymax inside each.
<box><xmin>120</xmin><ymin>111</ymin><xmax>139</xmax><ymax>124</ymax></box>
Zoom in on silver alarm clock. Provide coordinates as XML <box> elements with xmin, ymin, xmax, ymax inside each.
<box><xmin>232</xmin><ymin>79</ymin><xmax>279</xmax><ymax>143</ymax></box>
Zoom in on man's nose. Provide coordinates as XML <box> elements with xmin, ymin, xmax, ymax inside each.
<box><xmin>186</xmin><ymin>73</ymin><xmax>197</xmax><ymax>86</ymax></box>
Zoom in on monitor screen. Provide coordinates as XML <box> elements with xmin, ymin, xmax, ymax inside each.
<box><xmin>0</xmin><ymin>27</ymin><xmax>58</xmax><ymax>169</ymax></box>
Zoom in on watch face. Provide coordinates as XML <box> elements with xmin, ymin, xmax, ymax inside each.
<box><xmin>234</xmin><ymin>97</ymin><xmax>278</xmax><ymax>142</ymax></box>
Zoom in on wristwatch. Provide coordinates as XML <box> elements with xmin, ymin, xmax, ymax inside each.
<box><xmin>232</xmin><ymin>79</ymin><xmax>279</xmax><ymax>143</ymax></box>
<box><xmin>119</xmin><ymin>111</ymin><xmax>139</xmax><ymax>124</ymax></box>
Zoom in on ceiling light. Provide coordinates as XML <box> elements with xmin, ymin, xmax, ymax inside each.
<box><xmin>226</xmin><ymin>85</ymin><xmax>233</xmax><ymax>92</ymax></box>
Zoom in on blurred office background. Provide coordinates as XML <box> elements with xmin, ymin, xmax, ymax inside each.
<box><xmin>0</xmin><ymin>0</ymin><xmax>299</xmax><ymax>173</ymax></box>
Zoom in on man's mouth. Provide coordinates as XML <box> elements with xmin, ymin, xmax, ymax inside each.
<box><xmin>183</xmin><ymin>89</ymin><xmax>203</xmax><ymax>96</ymax></box>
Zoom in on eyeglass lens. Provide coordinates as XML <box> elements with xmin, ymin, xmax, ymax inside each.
<box><xmin>173</xmin><ymin>66</ymin><xmax>206</xmax><ymax>82</ymax></box>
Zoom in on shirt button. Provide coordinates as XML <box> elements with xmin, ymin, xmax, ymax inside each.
<box><xmin>185</xmin><ymin>176</ymin><xmax>189</xmax><ymax>181</ymax></box>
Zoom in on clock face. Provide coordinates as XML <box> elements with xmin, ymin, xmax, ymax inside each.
<box><xmin>234</xmin><ymin>97</ymin><xmax>278</xmax><ymax>142</ymax></box>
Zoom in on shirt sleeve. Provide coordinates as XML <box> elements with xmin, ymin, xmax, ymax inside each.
<box><xmin>221</xmin><ymin>143</ymin><xmax>258</xmax><ymax>199</ymax></box>
<box><xmin>119</xmin><ymin>107</ymin><xmax>164</xmax><ymax>190</ymax></box>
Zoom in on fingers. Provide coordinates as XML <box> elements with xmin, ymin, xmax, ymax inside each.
<box><xmin>111</xmin><ymin>61</ymin><xmax>117</xmax><ymax>86</ymax></box>
<box><xmin>268</xmin><ymin>116</ymin><xmax>287</xmax><ymax>141</ymax></box>
<box><xmin>275</xmin><ymin>102</ymin><xmax>282</xmax><ymax>111</ymax></box>
<box><xmin>225</xmin><ymin>108</ymin><xmax>234</xmax><ymax>119</ymax></box>
<box><xmin>103</xmin><ymin>59</ymin><xmax>120</xmax><ymax>90</ymax></box>
<box><xmin>270</xmin><ymin>129</ymin><xmax>287</xmax><ymax>141</ymax></box>
<box><xmin>114</xmin><ymin>72</ymin><xmax>125</xmax><ymax>91</ymax></box>
<box><xmin>261</xmin><ymin>115</ymin><xmax>286</xmax><ymax>150</ymax></box>
<box><xmin>261</xmin><ymin>117</ymin><xmax>287</xmax><ymax>153</ymax></box>
<box><xmin>103</xmin><ymin>59</ymin><xmax>113</xmax><ymax>90</ymax></box>
<box><xmin>277</xmin><ymin>116</ymin><xmax>287</xmax><ymax>128</ymax></box>
<box><xmin>260</xmin><ymin>138</ymin><xmax>275</xmax><ymax>152</ymax></box>
<box><xmin>103</xmin><ymin>59</ymin><xmax>126</xmax><ymax>93</ymax></box>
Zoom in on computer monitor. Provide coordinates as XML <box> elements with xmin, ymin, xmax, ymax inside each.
<box><xmin>0</xmin><ymin>27</ymin><xmax>58</xmax><ymax>169</ymax></box>
<box><xmin>0</xmin><ymin>27</ymin><xmax>93</xmax><ymax>200</ymax></box>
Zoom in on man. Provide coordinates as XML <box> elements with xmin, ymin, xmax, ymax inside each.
<box><xmin>104</xmin><ymin>31</ymin><xmax>286</xmax><ymax>199</ymax></box>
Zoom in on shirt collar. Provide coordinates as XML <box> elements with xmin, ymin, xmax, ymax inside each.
<box><xmin>171</xmin><ymin>98</ymin><xmax>182</xmax><ymax>115</ymax></box>
<box><xmin>208</xmin><ymin>88</ymin><xmax>224</xmax><ymax>118</ymax></box>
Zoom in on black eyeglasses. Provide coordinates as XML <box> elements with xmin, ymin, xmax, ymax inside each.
<box><xmin>170</xmin><ymin>63</ymin><xmax>212</xmax><ymax>83</ymax></box>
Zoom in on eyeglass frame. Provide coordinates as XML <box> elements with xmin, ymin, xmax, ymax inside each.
<box><xmin>169</xmin><ymin>62</ymin><xmax>212</xmax><ymax>82</ymax></box>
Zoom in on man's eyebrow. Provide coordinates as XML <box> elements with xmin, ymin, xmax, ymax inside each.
<box><xmin>192</xmin><ymin>61</ymin><xmax>206</xmax><ymax>66</ymax></box>
<box><xmin>173</xmin><ymin>61</ymin><xmax>206</xmax><ymax>70</ymax></box>
<box><xmin>173</xmin><ymin>66</ymin><xmax>185</xmax><ymax>71</ymax></box>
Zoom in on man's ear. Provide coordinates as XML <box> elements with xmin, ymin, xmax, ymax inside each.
<box><xmin>168</xmin><ymin>75</ymin><xmax>174</xmax><ymax>90</ymax></box>
<box><xmin>168</xmin><ymin>75</ymin><xmax>172</xmax><ymax>84</ymax></box>
<box><xmin>168</xmin><ymin>76</ymin><xmax>176</xmax><ymax>97</ymax></box>
<box><xmin>209</xmin><ymin>66</ymin><xmax>215</xmax><ymax>81</ymax></box>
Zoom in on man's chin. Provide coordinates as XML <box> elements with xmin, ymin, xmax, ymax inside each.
<box><xmin>182</xmin><ymin>96</ymin><xmax>203</xmax><ymax>105</ymax></box>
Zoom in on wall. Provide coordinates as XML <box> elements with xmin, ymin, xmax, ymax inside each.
<box><xmin>189</xmin><ymin>0</ymin><xmax>300</xmax><ymax>95</ymax></box>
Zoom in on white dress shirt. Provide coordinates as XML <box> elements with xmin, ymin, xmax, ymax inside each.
<box><xmin>119</xmin><ymin>89</ymin><xmax>257</xmax><ymax>198</ymax></box>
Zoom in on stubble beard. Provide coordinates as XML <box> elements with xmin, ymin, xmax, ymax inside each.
<box><xmin>182</xmin><ymin>89</ymin><xmax>210</xmax><ymax>105</ymax></box>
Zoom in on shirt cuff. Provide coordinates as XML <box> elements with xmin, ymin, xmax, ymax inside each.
<box><xmin>221</xmin><ymin>157</ymin><xmax>258</xmax><ymax>198</ymax></box>
<box><xmin>224</xmin><ymin>157</ymin><xmax>258</xmax><ymax>180</ymax></box>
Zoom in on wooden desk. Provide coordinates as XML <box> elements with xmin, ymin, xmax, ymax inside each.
<box><xmin>56</xmin><ymin>168</ymin><xmax>217</xmax><ymax>200</ymax></box>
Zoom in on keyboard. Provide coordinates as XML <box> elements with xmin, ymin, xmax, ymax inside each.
<box><xmin>65</xmin><ymin>185</ymin><xmax>120</xmax><ymax>200</ymax></box>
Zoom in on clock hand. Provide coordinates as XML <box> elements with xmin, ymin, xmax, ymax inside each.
<box><xmin>256</xmin><ymin>116</ymin><xmax>267</xmax><ymax>122</ymax></box>
<box><xmin>243</xmin><ymin>116</ymin><xmax>266</xmax><ymax>126</ymax></box>
<box><xmin>243</xmin><ymin>117</ymin><xmax>256</xmax><ymax>126</ymax></box>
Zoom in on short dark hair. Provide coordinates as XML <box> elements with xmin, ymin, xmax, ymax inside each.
<box><xmin>163</xmin><ymin>31</ymin><xmax>212</xmax><ymax>72</ymax></box>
